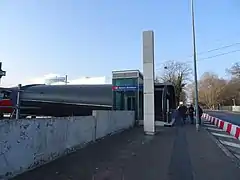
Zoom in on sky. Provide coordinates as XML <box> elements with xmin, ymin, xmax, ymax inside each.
<box><xmin>0</xmin><ymin>0</ymin><xmax>240</xmax><ymax>87</ymax></box>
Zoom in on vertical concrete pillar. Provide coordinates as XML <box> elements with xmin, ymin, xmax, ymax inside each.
<box><xmin>143</xmin><ymin>30</ymin><xmax>155</xmax><ymax>135</ymax></box>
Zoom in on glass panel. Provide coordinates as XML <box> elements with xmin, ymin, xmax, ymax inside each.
<box><xmin>125</xmin><ymin>96</ymin><xmax>136</xmax><ymax>111</ymax></box>
<box><xmin>112</xmin><ymin>77</ymin><xmax>143</xmax><ymax>121</ymax></box>
<box><xmin>132</xmin><ymin>97</ymin><xmax>136</xmax><ymax>110</ymax></box>
<box><xmin>0</xmin><ymin>91</ymin><xmax>10</xmax><ymax>100</ymax></box>
<box><xmin>0</xmin><ymin>93</ymin><xmax>4</xmax><ymax>99</ymax></box>
<box><xmin>115</xmin><ymin>91</ymin><xmax>124</xmax><ymax>110</ymax></box>
<box><xmin>127</xmin><ymin>97</ymin><xmax>132</xmax><ymax>110</ymax></box>
<box><xmin>139</xmin><ymin>91</ymin><xmax>143</xmax><ymax>120</ymax></box>
<box><xmin>113</xmin><ymin>78</ymin><xmax>137</xmax><ymax>86</ymax></box>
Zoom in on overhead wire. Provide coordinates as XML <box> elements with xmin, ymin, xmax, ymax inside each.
<box><xmin>197</xmin><ymin>49</ymin><xmax>240</xmax><ymax>61</ymax></box>
<box><xmin>188</xmin><ymin>42</ymin><xmax>240</xmax><ymax>57</ymax></box>
<box><xmin>155</xmin><ymin>42</ymin><xmax>240</xmax><ymax>70</ymax></box>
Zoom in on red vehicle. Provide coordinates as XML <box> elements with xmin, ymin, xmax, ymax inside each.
<box><xmin>0</xmin><ymin>89</ymin><xmax>14</xmax><ymax>118</ymax></box>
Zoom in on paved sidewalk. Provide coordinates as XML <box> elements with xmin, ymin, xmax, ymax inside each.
<box><xmin>12</xmin><ymin>125</ymin><xmax>240</xmax><ymax>180</ymax></box>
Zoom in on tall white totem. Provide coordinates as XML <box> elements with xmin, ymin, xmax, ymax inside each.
<box><xmin>143</xmin><ymin>30</ymin><xmax>155</xmax><ymax>135</ymax></box>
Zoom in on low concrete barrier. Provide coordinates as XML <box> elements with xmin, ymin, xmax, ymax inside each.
<box><xmin>0</xmin><ymin>110</ymin><xmax>134</xmax><ymax>179</ymax></box>
<box><xmin>93</xmin><ymin>111</ymin><xmax>134</xmax><ymax>139</ymax></box>
<box><xmin>219</xmin><ymin>106</ymin><xmax>240</xmax><ymax>112</ymax></box>
<box><xmin>232</xmin><ymin>106</ymin><xmax>240</xmax><ymax>112</ymax></box>
<box><xmin>203</xmin><ymin>113</ymin><xmax>240</xmax><ymax>140</ymax></box>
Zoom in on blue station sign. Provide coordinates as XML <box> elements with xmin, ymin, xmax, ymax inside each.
<box><xmin>112</xmin><ymin>85</ymin><xmax>143</xmax><ymax>91</ymax></box>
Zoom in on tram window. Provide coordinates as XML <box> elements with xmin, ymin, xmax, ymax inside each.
<box><xmin>0</xmin><ymin>91</ymin><xmax>10</xmax><ymax>100</ymax></box>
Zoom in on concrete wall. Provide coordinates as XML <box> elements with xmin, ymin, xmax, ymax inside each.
<box><xmin>0</xmin><ymin>110</ymin><xmax>134</xmax><ymax>179</ymax></box>
<box><xmin>220</xmin><ymin>106</ymin><xmax>240</xmax><ymax>112</ymax></box>
<box><xmin>233</xmin><ymin>106</ymin><xmax>240</xmax><ymax>112</ymax></box>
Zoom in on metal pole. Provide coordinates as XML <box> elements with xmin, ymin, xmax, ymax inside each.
<box><xmin>65</xmin><ymin>75</ymin><xmax>68</xmax><ymax>85</ymax></box>
<box><xmin>137</xmin><ymin>73</ymin><xmax>140</xmax><ymax>122</ymax></box>
<box><xmin>191</xmin><ymin>0</ymin><xmax>200</xmax><ymax>131</ymax></box>
<box><xmin>16</xmin><ymin>84</ymin><xmax>21</xmax><ymax>119</ymax></box>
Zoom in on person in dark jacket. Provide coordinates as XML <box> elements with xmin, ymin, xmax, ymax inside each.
<box><xmin>197</xmin><ymin>105</ymin><xmax>203</xmax><ymax>125</ymax></box>
<box><xmin>178</xmin><ymin>104</ymin><xmax>188</xmax><ymax>124</ymax></box>
<box><xmin>188</xmin><ymin>104</ymin><xmax>194</xmax><ymax>124</ymax></box>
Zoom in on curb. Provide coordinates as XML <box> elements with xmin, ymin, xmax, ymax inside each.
<box><xmin>138</xmin><ymin>118</ymin><xmax>176</xmax><ymax>127</ymax></box>
<box><xmin>203</xmin><ymin>113</ymin><xmax>240</xmax><ymax>140</ymax></box>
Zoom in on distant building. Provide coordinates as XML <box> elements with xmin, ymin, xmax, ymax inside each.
<box><xmin>45</xmin><ymin>76</ymin><xmax>67</xmax><ymax>85</ymax></box>
<box><xmin>45</xmin><ymin>75</ymin><xmax>107</xmax><ymax>85</ymax></box>
<box><xmin>68</xmin><ymin>76</ymin><xmax>107</xmax><ymax>85</ymax></box>
<box><xmin>29</xmin><ymin>73</ymin><xmax>110</xmax><ymax>85</ymax></box>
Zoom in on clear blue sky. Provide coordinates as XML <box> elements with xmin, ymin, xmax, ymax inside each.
<box><xmin>0</xmin><ymin>0</ymin><xmax>240</xmax><ymax>87</ymax></box>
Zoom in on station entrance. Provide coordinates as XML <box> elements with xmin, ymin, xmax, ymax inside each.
<box><xmin>112</xmin><ymin>69</ymin><xmax>177</xmax><ymax>124</ymax></box>
<box><xmin>112</xmin><ymin>70</ymin><xmax>143</xmax><ymax>121</ymax></box>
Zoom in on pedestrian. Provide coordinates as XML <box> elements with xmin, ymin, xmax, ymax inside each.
<box><xmin>188</xmin><ymin>104</ymin><xmax>194</xmax><ymax>124</ymax></box>
<box><xmin>197</xmin><ymin>105</ymin><xmax>203</xmax><ymax>125</ymax></box>
<box><xmin>178</xmin><ymin>104</ymin><xmax>187</xmax><ymax>125</ymax></box>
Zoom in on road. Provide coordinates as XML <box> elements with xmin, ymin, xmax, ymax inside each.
<box><xmin>205</xmin><ymin>110</ymin><xmax>240</xmax><ymax>126</ymax></box>
<box><xmin>203</xmin><ymin>110</ymin><xmax>240</xmax><ymax>161</ymax></box>
<box><xmin>203</xmin><ymin>121</ymin><xmax>240</xmax><ymax>161</ymax></box>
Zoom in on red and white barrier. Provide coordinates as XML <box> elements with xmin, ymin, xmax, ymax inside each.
<box><xmin>203</xmin><ymin>113</ymin><xmax>240</xmax><ymax>140</ymax></box>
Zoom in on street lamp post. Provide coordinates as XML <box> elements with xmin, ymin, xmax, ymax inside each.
<box><xmin>65</xmin><ymin>75</ymin><xmax>68</xmax><ymax>85</ymax></box>
<box><xmin>232</xmin><ymin>99</ymin><xmax>236</xmax><ymax>106</ymax></box>
<box><xmin>191</xmin><ymin>0</ymin><xmax>200</xmax><ymax>131</ymax></box>
<box><xmin>0</xmin><ymin>62</ymin><xmax>6</xmax><ymax>84</ymax></box>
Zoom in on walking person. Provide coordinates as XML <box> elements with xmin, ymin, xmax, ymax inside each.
<box><xmin>178</xmin><ymin>104</ymin><xmax>188</xmax><ymax>125</ymax></box>
<box><xmin>173</xmin><ymin>108</ymin><xmax>180</xmax><ymax>126</ymax></box>
<box><xmin>197</xmin><ymin>105</ymin><xmax>203</xmax><ymax>125</ymax></box>
<box><xmin>188</xmin><ymin>104</ymin><xmax>195</xmax><ymax>124</ymax></box>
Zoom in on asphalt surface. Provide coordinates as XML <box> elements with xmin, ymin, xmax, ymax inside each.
<box><xmin>11</xmin><ymin>124</ymin><xmax>240</xmax><ymax>180</ymax></box>
<box><xmin>205</xmin><ymin>110</ymin><xmax>240</xmax><ymax>126</ymax></box>
<box><xmin>204</xmin><ymin>120</ymin><xmax>240</xmax><ymax>161</ymax></box>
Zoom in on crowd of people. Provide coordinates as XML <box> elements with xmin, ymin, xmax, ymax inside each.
<box><xmin>176</xmin><ymin>103</ymin><xmax>203</xmax><ymax>125</ymax></box>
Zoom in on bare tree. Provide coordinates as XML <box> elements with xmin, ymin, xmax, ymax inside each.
<box><xmin>189</xmin><ymin>62</ymin><xmax>240</xmax><ymax>108</ymax></box>
<box><xmin>198</xmin><ymin>72</ymin><xmax>227</xmax><ymax>109</ymax></box>
<box><xmin>160</xmin><ymin>61</ymin><xmax>192</xmax><ymax>82</ymax></box>
<box><xmin>157</xmin><ymin>60</ymin><xmax>192</xmax><ymax>105</ymax></box>
<box><xmin>186</xmin><ymin>83</ymin><xmax>196</xmax><ymax>103</ymax></box>
<box><xmin>222</xmin><ymin>79</ymin><xmax>240</xmax><ymax>105</ymax></box>
<box><xmin>226</xmin><ymin>62</ymin><xmax>240</xmax><ymax>79</ymax></box>
<box><xmin>225</xmin><ymin>62</ymin><xmax>240</xmax><ymax>105</ymax></box>
<box><xmin>179</xmin><ymin>90</ymin><xmax>187</xmax><ymax>104</ymax></box>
